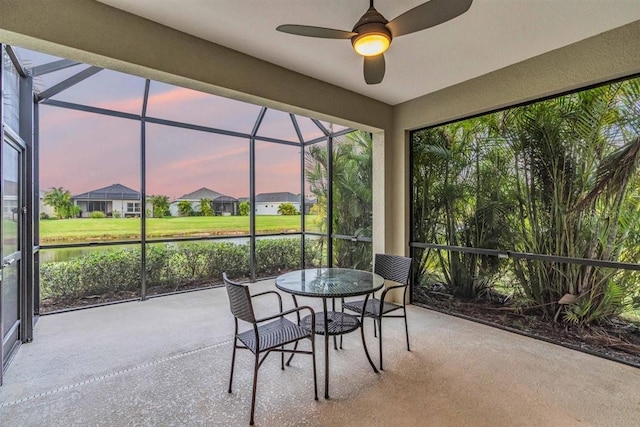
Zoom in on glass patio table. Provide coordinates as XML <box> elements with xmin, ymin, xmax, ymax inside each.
<box><xmin>275</xmin><ymin>267</ymin><xmax>384</xmax><ymax>399</ymax></box>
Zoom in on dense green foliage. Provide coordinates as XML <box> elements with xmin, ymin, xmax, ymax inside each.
<box><xmin>200</xmin><ymin>198</ymin><xmax>214</xmax><ymax>216</ymax></box>
<box><xmin>277</xmin><ymin>202</ymin><xmax>298</xmax><ymax>215</ymax></box>
<box><xmin>148</xmin><ymin>194</ymin><xmax>170</xmax><ymax>218</ymax></box>
<box><xmin>40</xmin><ymin>238</ymin><xmax>324</xmax><ymax>304</ymax></box>
<box><xmin>41</xmin><ymin>249</ymin><xmax>142</xmax><ymax>298</ymax></box>
<box><xmin>177</xmin><ymin>200</ymin><xmax>194</xmax><ymax>217</ymax></box>
<box><xmin>89</xmin><ymin>211</ymin><xmax>106</xmax><ymax>219</ymax></box>
<box><xmin>43</xmin><ymin>187</ymin><xmax>74</xmax><ymax>219</ymax></box>
<box><xmin>306</xmin><ymin>131</ymin><xmax>373</xmax><ymax>270</ymax></box>
<box><xmin>238</xmin><ymin>201</ymin><xmax>250</xmax><ymax>216</ymax></box>
<box><xmin>412</xmin><ymin>77</ymin><xmax>640</xmax><ymax>324</ymax></box>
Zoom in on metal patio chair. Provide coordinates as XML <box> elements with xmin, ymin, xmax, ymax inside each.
<box><xmin>341</xmin><ymin>254</ymin><xmax>413</xmax><ymax>370</ymax></box>
<box><xmin>223</xmin><ymin>272</ymin><xmax>318</xmax><ymax>426</ymax></box>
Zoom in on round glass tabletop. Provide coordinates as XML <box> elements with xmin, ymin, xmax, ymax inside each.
<box><xmin>275</xmin><ymin>268</ymin><xmax>384</xmax><ymax>298</ymax></box>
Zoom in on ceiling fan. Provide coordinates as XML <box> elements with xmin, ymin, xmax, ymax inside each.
<box><xmin>276</xmin><ymin>0</ymin><xmax>473</xmax><ymax>85</ymax></box>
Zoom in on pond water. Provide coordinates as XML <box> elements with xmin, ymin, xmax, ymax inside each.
<box><xmin>39</xmin><ymin>235</ymin><xmax>313</xmax><ymax>263</ymax></box>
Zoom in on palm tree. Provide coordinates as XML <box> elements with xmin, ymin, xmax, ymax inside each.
<box><xmin>412</xmin><ymin>77</ymin><xmax>640</xmax><ymax>323</ymax></box>
<box><xmin>177</xmin><ymin>200</ymin><xmax>194</xmax><ymax>217</ymax></box>
<box><xmin>238</xmin><ymin>200</ymin><xmax>250</xmax><ymax>216</ymax></box>
<box><xmin>506</xmin><ymin>81</ymin><xmax>640</xmax><ymax>321</ymax></box>
<box><xmin>277</xmin><ymin>202</ymin><xmax>298</xmax><ymax>215</ymax></box>
<box><xmin>148</xmin><ymin>195</ymin><xmax>170</xmax><ymax>218</ymax></box>
<box><xmin>412</xmin><ymin>117</ymin><xmax>513</xmax><ymax>298</ymax></box>
<box><xmin>200</xmin><ymin>198</ymin><xmax>214</xmax><ymax>216</ymax></box>
<box><xmin>305</xmin><ymin>130</ymin><xmax>373</xmax><ymax>269</ymax></box>
<box><xmin>43</xmin><ymin>187</ymin><xmax>72</xmax><ymax>219</ymax></box>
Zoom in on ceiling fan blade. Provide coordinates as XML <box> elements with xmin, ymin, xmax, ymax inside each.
<box><xmin>386</xmin><ymin>0</ymin><xmax>473</xmax><ymax>38</ymax></box>
<box><xmin>364</xmin><ymin>54</ymin><xmax>385</xmax><ymax>85</ymax></box>
<box><xmin>276</xmin><ymin>24</ymin><xmax>356</xmax><ymax>39</ymax></box>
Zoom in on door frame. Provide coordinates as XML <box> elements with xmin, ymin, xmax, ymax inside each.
<box><xmin>1</xmin><ymin>44</ymin><xmax>33</xmax><ymax>386</ymax></box>
<box><xmin>1</xmin><ymin>126</ymin><xmax>27</xmax><ymax>382</ymax></box>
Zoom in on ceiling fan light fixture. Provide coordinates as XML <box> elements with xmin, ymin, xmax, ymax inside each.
<box><xmin>276</xmin><ymin>0</ymin><xmax>474</xmax><ymax>84</ymax></box>
<box><xmin>352</xmin><ymin>32</ymin><xmax>391</xmax><ymax>56</ymax></box>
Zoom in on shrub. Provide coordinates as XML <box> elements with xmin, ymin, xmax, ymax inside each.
<box><xmin>70</xmin><ymin>205</ymin><xmax>81</xmax><ymax>218</ymax></box>
<box><xmin>40</xmin><ymin>212</ymin><xmax>50</xmax><ymax>220</ymax></box>
<box><xmin>40</xmin><ymin>238</ymin><xmax>330</xmax><ymax>307</ymax></box>
<box><xmin>178</xmin><ymin>200</ymin><xmax>194</xmax><ymax>217</ymax></box>
<box><xmin>238</xmin><ymin>201</ymin><xmax>250</xmax><ymax>216</ymax></box>
<box><xmin>200</xmin><ymin>198</ymin><xmax>214</xmax><ymax>216</ymax></box>
<box><xmin>40</xmin><ymin>248</ymin><xmax>141</xmax><ymax>299</ymax></box>
<box><xmin>277</xmin><ymin>202</ymin><xmax>299</xmax><ymax>215</ymax></box>
<box><xmin>304</xmin><ymin>238</ymin><xmax>324</xmax><ymax>267</ymax></box>
<box><xmin>89</xmin><ymin>211</ymin><xmax>107</xmax><ymax>219</ymax></box>
<box><xmin>255</xmin><ymin>238</ymin><xmax>301</xmax><ymax>276</ymax></box>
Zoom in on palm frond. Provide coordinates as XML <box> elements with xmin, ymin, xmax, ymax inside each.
<box><xmin>575</xmin><ymin>136</ymin><xmax>640</xmax><ymax>211</ymax></box>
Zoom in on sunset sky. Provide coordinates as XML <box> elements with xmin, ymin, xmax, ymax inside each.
<box><xmin>15</xmin><ymin>47</ymin><xmax>342</xmax><ymax>200</ymax></box>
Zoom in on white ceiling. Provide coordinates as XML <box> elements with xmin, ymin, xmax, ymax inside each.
<box><xmin>96</xmin><ymin>0</ymin><xmax>640</xmax><ymax>106</ymax></box>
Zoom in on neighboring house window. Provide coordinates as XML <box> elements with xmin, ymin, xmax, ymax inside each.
<box><xmin>127</xmin><ymin>202</ymin><xmax>140</xmax><ymax>213</ymax></box>
<box><xmin>87</xmin><ymin>201</ymin><xmax>107</xmax><ymax>213</ymax></box>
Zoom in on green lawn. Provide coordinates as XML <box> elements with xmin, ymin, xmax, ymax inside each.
<box><xmin>40</xmin><ymin>215</ymin><xmax>322</xmax><ymax>243</ymax></box>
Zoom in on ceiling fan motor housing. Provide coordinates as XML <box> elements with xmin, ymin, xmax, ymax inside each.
<box><xmin>351</xmin><ymin>7</ymin><xmax>392</xmax><ymax>55</ymax></box>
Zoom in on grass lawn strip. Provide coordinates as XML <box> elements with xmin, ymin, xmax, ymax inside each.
<box><xmin>40</xmin><ymin>215</ymin><xmax>321</xmax><ymax>243</ymax></box>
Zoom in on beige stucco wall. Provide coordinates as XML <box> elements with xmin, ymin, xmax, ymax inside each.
<box><xmin>2</xmin><ymin>0</ymin><xmax>640</xmax><ymax>268</ymax></box>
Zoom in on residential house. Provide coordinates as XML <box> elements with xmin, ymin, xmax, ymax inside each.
<box><xmin>169</xmin><ymin>187</ymin><xmax>238</xmax><ymax>216</ymax></box>
<box><xmin>240</xmin><ymin>192</ymin><xmax>315</xmax><ymax>215</ymax></box>
<box><xmin>72</xmin><ymin>183</ymin><xmax>150</xmax><ymax>218</ymax></box>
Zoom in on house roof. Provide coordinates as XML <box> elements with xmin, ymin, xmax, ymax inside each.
<box><xmin>175</xmin><ymin>187</ymin><xmax>238</xmax><ymax>202</ymax></box>
<box><xmin>72</xmin><ymin>183</ymin><xmax>140</xmax><ymax>201</ymax></box>
<box><xmin>214</xmin><ymin>196</ymin><xmax>238</xmax><ymax>202</ymax></box>
<box><xmin>256</xmin><ymin>192</ymin><xmax>300</xmax><ymax>203</ymax></box>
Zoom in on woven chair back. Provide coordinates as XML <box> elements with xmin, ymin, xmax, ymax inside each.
<box><xmin>374</xmin><ymin>254</ymin><xmax>412</xmax><ymax>285</ymax></box>
<box><xmin>223</xmin><ymin>272</ymin><xmax>256</xmax><ymax>323</ymax></box>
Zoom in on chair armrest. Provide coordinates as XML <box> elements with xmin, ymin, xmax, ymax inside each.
<box><xmin>251</xmin><ymin>290</ymin><xmax>283</xmax><ymax>313</ymax></box>
<box><xmin>380</xmin><ymin>284</ymin><xmax>409</xmax><ymax>302</ymax></box>
<box><xmin>257</xmin><ymin>306</ymin><xmax>316</xmax><ymax>334</ymax></box>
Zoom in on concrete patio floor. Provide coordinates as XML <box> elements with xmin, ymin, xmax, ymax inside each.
<box><xmin>1</xmin><ymin>280</ymin><xmax>639</xmax><ymax>426</ymax></box>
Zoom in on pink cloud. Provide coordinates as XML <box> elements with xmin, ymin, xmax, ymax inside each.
<box><xmin>40</xmin><ymin>106</ymin><xmax>140</xmax><ymax>194</ymax></box>
<box><xmin>145</xmin><ymin>84</ymin><xmax>262</xmax><ymax>133</ymax></box>
<box><xmin>167</xmin><ymin>145</ymin><xmax>249</xmax><ymax>170</ymax></box>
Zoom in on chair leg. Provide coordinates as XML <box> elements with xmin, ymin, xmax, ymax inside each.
<box><xmin>403</xmin><ymin>306</ymin><xmax>411</xmax><ymax>351</ymax></box>
<box><xmin>378</xmin><ymin>317</ymin><xmax>384</xmax><ymax>370</ymax></box>
<box><xmin>373</xmin><ymin>318</ymin><xmax>377</xmax><ymax>338</ymax></box>
<box><xmin>281</xmin><ymin>345</ymin><xmax>285</xmax><ymax>370</ymax></box>
<box><xmin>286</xmin><ymin>341</ymin><xmax>298</xmax><ymax>366</ymax></box>
<box><xmin>311</xmin><ymin>337</ymin><xmax>318</xmax><ymax>401</ymax></box>
<box><xmin>228</xmin><ymin>338</ymin><xmax>238</xmax><ymax>393</ymax></box>
<box><xmin>250</xmin><ymin>353</ymin><xmax>260</xmax><ymax>426</ymax></box>
<box><xmin>288</xmin><ymin>295</ymin><xmax>302</xmax><ymax>366</ymax></box>
<box><xmin>339</xmin><ymin>300</ymin><xmax>344</xmax><ymax>349</ymax></box>
<box><xmin>332</xmin><ymin>298</ymin><xmax>338</xmax><ymax>350</ymax></box>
